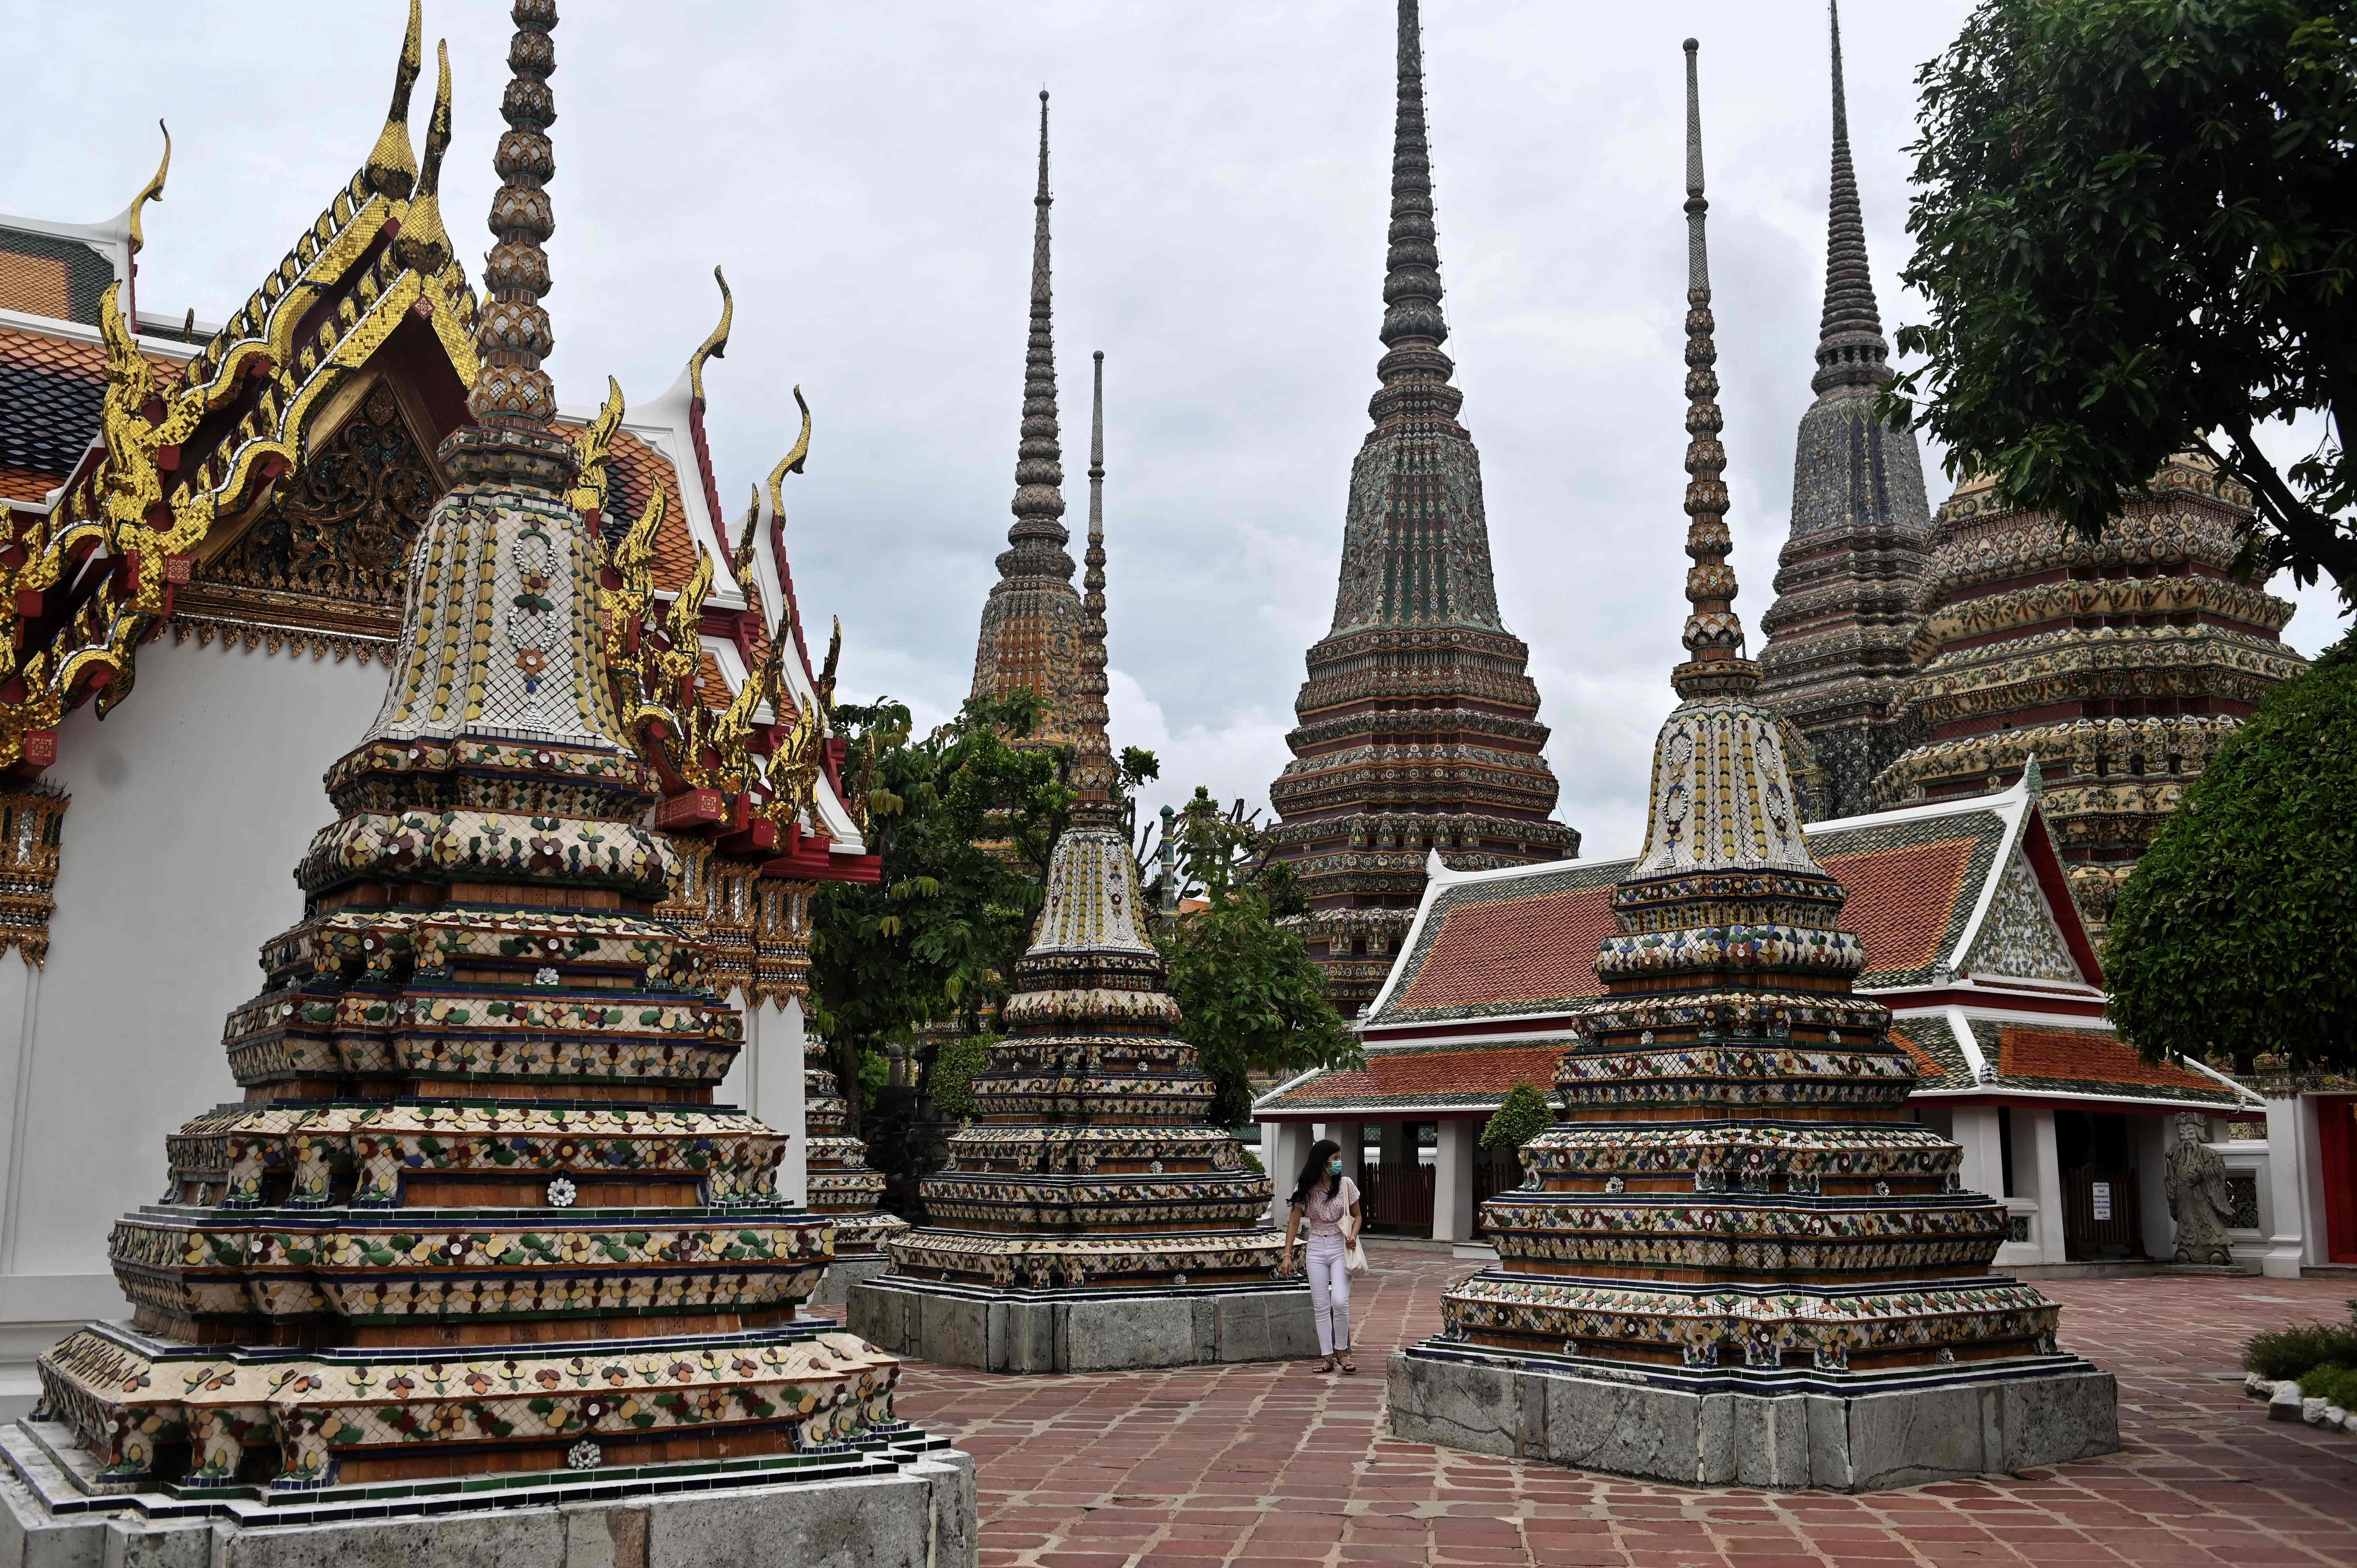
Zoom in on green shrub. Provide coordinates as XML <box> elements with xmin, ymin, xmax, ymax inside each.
<box><xmin>1481</xmin><ymin>1081</ymin><xmax>1556</xmax><ymax>1151</ymax></box>
<box><xmin>927</xmin><ymin>1033</ymin><xmax>995</xmax><ymax>1124</ymax></box>
<box><xmin>2241</xmin><ymin>1302</ymin><xmax>2357</xmax><ymax>1381</ymax></box>
<box><xmin>2298</xmin><ymin>1363</ymin><xmax>2357</xmax><ymax>1408</ymax></box>
<box><xmin>1240</xmin><ymin>1149</ymin><xmax>1265</xmax><ymax>1176</ymax></box>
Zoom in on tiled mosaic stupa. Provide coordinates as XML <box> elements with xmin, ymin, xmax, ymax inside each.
<box><xmin>1267</xmin><ymin>0</ymin><xmax>1575</xmax><ymax>1013</ymax></box>
<box><xmin>852</xmin><ymin>343</ymin><xmax>1311</xmax><ymax>1375</ymax></box>
<box><xmin>1753</xmin><ymin>1</ymin><xmax>1934</xmax><ymax>822</ymax></box>
<box><xmin>1386</xmin><ymin>41</ymin><xmax>2118</xmax><ymax>1492</ymax></box>
<box><xmin>25</xmin><ymin>1</ymin><xmax>940</xmax><ymax>1508</ymax></box>
<box><xmin>968</xmin><ymin>91</ymin><xmax>1085</xmax><ymax>751</ymax></box>
<box><xmin>1872</xmin><ymin>454</ymin><xmax>2303</xmax><ymax>938</ymax></box>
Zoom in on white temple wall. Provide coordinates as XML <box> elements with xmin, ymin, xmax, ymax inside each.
<box><xmin>0</xmin><ymin>638</ymin><xmax>392</xmax><ymax>1409</ymax></box>
<box><xmin>723</xmin><ymin>992</ymin><xmax>809</xmax><ymax>1208</ymax></box>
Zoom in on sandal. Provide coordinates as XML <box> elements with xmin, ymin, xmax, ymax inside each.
<box><xmin>1312</xmin><ymin>1357</ymin><xmax>1338</xmax><ymax>1374</ymax></box>
<box><xmin>1340</xmin><ymin>1358</ymin><xmax>1359</xmax><ymax>1375</ymax></box>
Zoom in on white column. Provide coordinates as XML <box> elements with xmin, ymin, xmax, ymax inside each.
<box><xmin>2263</xmin><ymin>1093</ymin><xmax>2316</xmax><ymax>1279</ymax></box>
<box><xmin>1328</xmin><ymin>1121</ymin><xmax>1365</xmax><ymax>1183</ymax></box>
<box><xmin>1264</xmin><ymin>1121</ymin><xmax>1312</xmax><ymax>1225</ymax></box>
<box><xmin>2021</xmin><ymin>1107</ymin><xmax>2067</xmax><ymax>1264</ymax></box>
<box><xmin>0</xmin><ymin>957</ymin><xmax>41</xmax><ymax>1277</ymax></box>
<box><xmin>1433</xmin><ymin>1119</ymin><xmax>1477</xmax><ymax>1243</ymax></box>
<box><xmin>1948</xmin><ymin>1106</ymin><xmax>2000</xmax><ymax>1198</ymax></box>
<box><xmin>2133</xmin><ymin>1114</ymin><xmax>2173</xmax><ymax>1262</ymax></box>
<box><xmin>769</xmin><ymin>997</ymin><xmax>810</xmax><ymax>1209</ymax></box>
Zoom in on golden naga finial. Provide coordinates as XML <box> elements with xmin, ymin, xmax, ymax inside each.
<box><xmin>659</xmin><ymin>554</ymin><xmax>714</xmax><ymax>689</ymax></box>
<box><xmin>571</xmin><ymin>376</ymin><xmax>626</xmax><ymax>520</ymax></box>
<box><xmin>390</xmin><ymin>41</ymin><xmax>454</xmax><ymax>275</ymax></box>
<box><xmin>688</xmin><ymin>266</ymin><xmax>732</xmax><ymax>403</ymax></box>
<box><xmin>364</xmin><ymin>0</ymin><xmax>425</xmax><ymax>200</ymax></box>
<box><xmin>614</xmin><ymin>483</ymin><xmax>663</xmax><ymax>601</ymax></box>
<box><xmin>126</xmin><ymin>122</ymin><xmax>170</xmax><ymax>256</ymax></box>
<box><xmin>729</xmin><ymin>484</ymin><xmax>760</xmax><ymax>597</ymax></box>
<box><xmin>765</xmin><ymin>386</ymin><xmax>813</xmax><ymax>521</ymax></box>
<box><xmin>93</xmin><ymin>282</ymin><xmax>204</xmax><ymax>555</ymax></box>
<box><xmin>817</xmin><ymin>615</ymin><xmax>842</xmax><ymax>721</ymax></box>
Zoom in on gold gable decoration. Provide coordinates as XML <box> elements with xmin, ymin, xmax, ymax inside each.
<box><xmin>0</xmin><ymin>23</ymin><xmax>480</xmax><ymax>775</ymax></box>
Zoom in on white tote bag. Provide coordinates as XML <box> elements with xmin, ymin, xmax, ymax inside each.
<box><xmin>1345</xmin><ymin>1234</ymin><xmax>1369</xmax><ymax>1274</ymax></box>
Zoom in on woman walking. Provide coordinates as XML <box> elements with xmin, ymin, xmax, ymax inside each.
<box><xmin>1281</xmin><ymin>1137</ymin><xmax>1363</xmax><ymax>1374</ymax></box>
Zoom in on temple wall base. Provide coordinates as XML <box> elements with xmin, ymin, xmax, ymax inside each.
<box><xmin>850</xmin><ymin>1278</ymin><xmax>1317</xmax><ymax>1373</ymax></box>
<box><xmin>0</xmin><ymin>1422</ymin><xmax>975</xmax><ymax>1568</ymax></box>
<box><xmin>1386</xmin><ymin>1347</ymin><xmax>2117</xmax><ymax>1492</ymax></box>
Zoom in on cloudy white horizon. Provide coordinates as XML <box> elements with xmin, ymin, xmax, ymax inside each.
<box><xmin>11</xmin><ymin>1</ymin><xmax>2346</xmax><ymax>856</ymax></box>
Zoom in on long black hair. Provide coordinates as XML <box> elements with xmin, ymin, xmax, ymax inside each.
<box><xmin>1290</xmin><ymin>1138</ymin><xmax>1343</xmax><ymax>1208</ymax></box>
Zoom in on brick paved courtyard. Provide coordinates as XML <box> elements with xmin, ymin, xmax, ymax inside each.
<box><xmin>890</xmin><ymin>1241</ymin><xmax>2357</xmax><ymax>1567</ymax></box>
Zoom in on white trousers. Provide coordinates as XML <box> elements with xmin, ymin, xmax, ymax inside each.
<box><xmin>1304</xmin><ymin>1233</ymin><xmax>1351</xmax><ymax>1356</ymax></box>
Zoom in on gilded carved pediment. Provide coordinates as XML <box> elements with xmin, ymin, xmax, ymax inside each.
<box><xmin>172</xmin><ymin>379</ymin><xmax>442</xmax><ymax>663</ymax></box>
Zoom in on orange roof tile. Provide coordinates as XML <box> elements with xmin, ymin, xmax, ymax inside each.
<box><xmin>1261</xmin><ymin>1044</ymin><xmax>1565</xmax><ymax>1111</ymax></box>
<box><xmin>601</xmin><ymin>429</ymin><xmax>699</xmax><ymax>594</ymax></box>
<box><xmin>1889</xmin><ymin>1023</ymin><xmax>1950</xmax><ymax>1083</ymax></box>
<box><xmin>1819</xmin><ymin>837</ymin><xmax>1978</xmax><ymax>979</ymax></box>
<box><xmin>1395</xmin><ymin>887</ymin><xmax>1616</xmax><ymax>1013</ymax></box>
<box><xmin>1995</xmin><ymin>1026</ymin><xmax>2222</xmax><ymax>1096</ymax></box>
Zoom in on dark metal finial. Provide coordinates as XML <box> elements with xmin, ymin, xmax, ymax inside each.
<box><xmin>1376</xmin><ymin>0</ymin><xmax>1452</xmax><ymax>383</ymax></box>
<box><xmin>1813</xmin><ymin>0</ymin><xmax>1893</xmax><ymax>394</ymax></box>
<box><xmin>1007</xmin><ymin>89</ymin><xmax>1067</xmax><ymax>540</ymax></box>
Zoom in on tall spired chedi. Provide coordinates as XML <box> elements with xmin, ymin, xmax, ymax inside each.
<box><xmin>1386</xmin><ymin>40</ymin><xmax>2117</xmax><ymax>1491</ymax></box>
<box><xmin>852</xmin><ymin>353</ymin><xmax>1309</xmax><ymax>1374</ymax></box>
<box><xmin>968</xmin><ymin>91</ymin><xmax>1084</xmax><ymax>749</ymax></box>
<box><xmin>1754</xmin><ymin>0</ymin><xmax>1934</xmax><ymax>822</ymax></box>
<box><xmin>1268</xmin><ymin>0</ymin><xmax>1575</xmax><ymax>1011</ymax></box>
<box><xmin>28</xmin><ymin>1</ymin><xmax>933</xmax><ymax>1503</ymax></box>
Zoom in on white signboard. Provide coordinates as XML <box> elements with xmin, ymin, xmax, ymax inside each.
<box><xmin>2091</xmin><ymin>1181</ymin><xmax>2113</xmax><ymax>1221</ymax></box>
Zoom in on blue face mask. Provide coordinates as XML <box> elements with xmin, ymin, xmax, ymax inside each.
<box><xmin>1328</xmin><ymin>1159</ymin><xmax>1344</xmax><ymax>1175</ymax></box>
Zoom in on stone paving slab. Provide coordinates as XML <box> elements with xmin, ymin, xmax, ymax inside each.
<box><xmin>890</xmin><ymin>1241</ymin><xmax>2357</xmax><ymax>1567</ymax></box>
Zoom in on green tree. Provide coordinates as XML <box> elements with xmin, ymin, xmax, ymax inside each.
<box><xmin>926</xmin><ymin>1032</ymin><xmax>995</xmax><ymax>1124</ymax></box>
<box><xmin>806</xmin><ymin>693</ymin><xmax>1069</xmax><ymax>1137</ymax></box>
<box><xmin>1480</xmin><ymin>1081</ymin><xmax>1555</xmax><ymax>1154</ymax></box>
<box><xmin>1153</xmin><ymin>788</ymin><xmax>1358</xmax><ymax>1128</ymax></box>
<box><xmin>2107</xmin><ymin>636</ymin><xmax>2357</xmax><ymax>1071</ymax></box>
<box><xmin>1886</xmin><ymin>0</ymin><xmax>2357</xmax><ymax>597</ymax></box>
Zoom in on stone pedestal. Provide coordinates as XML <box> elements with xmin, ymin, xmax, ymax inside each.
<box><xmin>1387</xmin><ymin>1345</ymin><xmax>2117</xmax><ymax>1492</ymax></box>
<box><xmin>0</xmin><ymin>1420</ymin><xmax>974</xmax><ymax>1568</ymax></box>
<box><xmin>812</xmin><ymin>1254</ymin><xmax>896</xmax><ymax>1309</ymax></box>
<box><xmin>851</xmin><ymin>1277</ymin><xmax>1317</xmax><ymax>1373</ymax></box>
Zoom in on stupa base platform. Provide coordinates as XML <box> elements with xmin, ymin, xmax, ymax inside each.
<box><xmin>0</xmin><ymin>1418</ymin><xmax>975</xmax><ymax>1568</ymax></box>
<box><xmin>1387</xmin><ymin>1343</ymin><xmax>2117</xmax><ymax>1492</ymax></box>
<box><xmin>811</xmin><ymin>1254</ymin><xmax>895</xmax><ymax>1308</ymax></box>
<box><xmin>850</xmin><ymin>1276</ymin><xmax>1317</xmax><ymax>1373</ymax></box>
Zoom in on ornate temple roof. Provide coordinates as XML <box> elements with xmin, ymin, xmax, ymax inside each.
<box><xmin>0</xmin><ymin>4</ymin><xmax>872</xmax><ymax>875</ymax></box>
<box><xmin>1252</xmin><ymin>772</ymin><xmax>2259</xmax><ymax>1118</ymax></box>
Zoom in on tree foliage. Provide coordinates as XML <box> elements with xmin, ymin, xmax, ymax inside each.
<box><xmin>927</xmin><ymin>1032</ymin><xmax>994</xmax><ymax>1124</ymax></box>
<box><xmin>1886</xmin><ymin>0</ymin><xmax>2357</xmax><ymax>598</ymax></box>
<box><xmin>1153</xmin><ymin>788</ymin><xmax>1355</xmax><ymax>1128</ymax></box>
<box><xmin>806</xmin><ymin>694</ymin><xmax>1069</xmax><ymax>1134</ymax></box>
<box><xmin>2106</xmin><ymin>636</ymin><xmax>2357</xmax><ymax>1070</ymax></box>
<box><xmin>1480</xmin><ymin>1081</ymin><xmax>1556</xmax><ymax>1152</ymax></box>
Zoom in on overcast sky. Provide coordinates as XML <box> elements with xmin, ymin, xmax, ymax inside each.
<box><xmin>10</xmin><ymin>2</ymin><xmax>2346</xmax><ymax>855</ymax></box>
